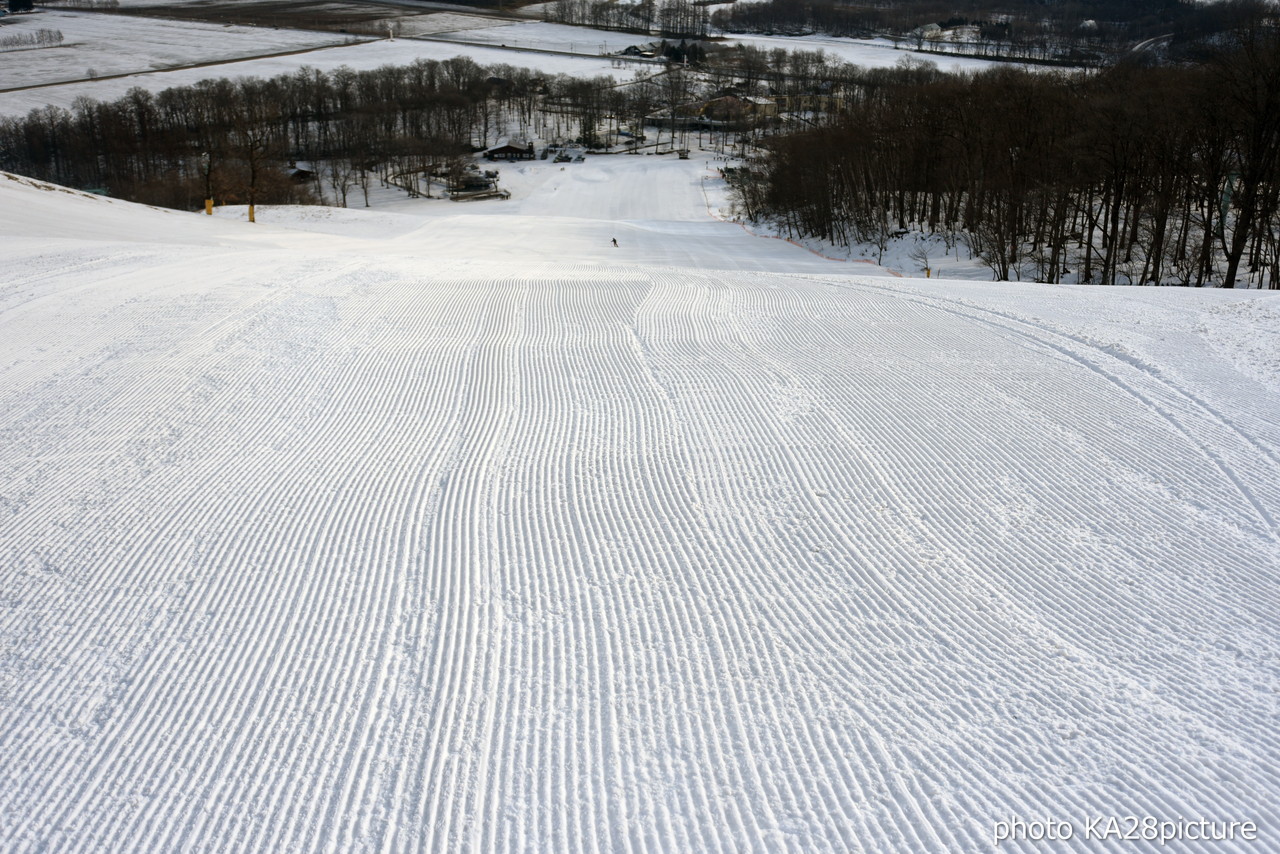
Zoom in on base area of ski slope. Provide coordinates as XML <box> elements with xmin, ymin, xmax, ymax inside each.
<box><xmin>1</xmin><ymin>156</ymin><xmax>1279</xmax><ymax>854</ymax></box>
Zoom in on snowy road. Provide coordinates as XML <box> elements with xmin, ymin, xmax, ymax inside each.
<box><xmin>1</xmin><ymin>162</ymin><xmax>1279</xmax><ymax>852</ymax></box>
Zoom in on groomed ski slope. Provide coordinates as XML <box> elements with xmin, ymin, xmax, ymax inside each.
<box><xmin>1</xmin><ymin>160</ymin><xmax>1279</xmax><ymax>853</ymax></box>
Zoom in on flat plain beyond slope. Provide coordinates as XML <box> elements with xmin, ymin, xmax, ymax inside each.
<box><xmin>0</xmin><ymin>10</ymin><xmax>1014</xmax><ymax>118</ymax></box>
<box><xmin>1</xmin><ymin>159</ymin><xmax>1279</xmax><ymax>853</ymax></box>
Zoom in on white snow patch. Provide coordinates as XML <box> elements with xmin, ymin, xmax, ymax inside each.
<box><xmin>0</xmin><ymin>9</ymin><xmax>349</xmax><ymax>89</ymax></box>
<box><xmin>1</xmin><ymin>153</ymin><xmax>1278</xmax><ymax>853</ymax></box>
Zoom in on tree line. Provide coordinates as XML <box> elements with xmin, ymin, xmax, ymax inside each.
<box><xmin>543</xmin><ymin>0</ymin><xmax>710</xmax><ymax>38</ymax></box>
<box><xmin>44</xmin><ymin>0</ymin><xmax>119</xmax><ymax>8</ymax></box>
<box><xmin>0</xmin><ymin>28</ymin><xmax>63</xmax><ymax>50</ymax></box>
<box><xmin>0</xmin><ymin>55</ymin><xmax>739</xmax><ymax>209</ymax></box>
<box><xmin>711</xmin><ymin>0</ymin><xmax>1275</xmax><ymax>67</ymax></box>
<box><xmin>0</xmin><ymin>58</ymin><xmax>603</xmax><ymax>211</ymax></box>
<box><xmin>730</xmin><ymin>28</ymin><xmax>1280</xmax><ymax>288</ymax></box>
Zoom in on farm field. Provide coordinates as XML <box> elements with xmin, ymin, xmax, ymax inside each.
<box><xmin>0</xmin><ymin>6</ymin><xmax>1013</xmax><ymax>117</ymax></box>
<box><xmin>727</xmin><ymin>32</ymin><xmax>1016</xmax><ymax>71</ymax></box>
<box><xmin>0</xmin><ymin>8</ymin><xmax>352</xmax><ymax>91</ymax></box>
<box><xmin>0</xmin><ymin>25</ymin><xmax>633</xmax><ymax>116</ymax></box>
<box><xmin>438</xmin><ymin>22</ymin><xmax>1010</xmax><ymax>73</ymax></box>
<box><xmin>2</xmin><ymin>149</ymin><xmax>1279</xmax><ymax>852</ymax></box>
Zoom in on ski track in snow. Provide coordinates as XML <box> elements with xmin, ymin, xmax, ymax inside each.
<box><xmin>1</xmin><ymin>165</ymin><xmax>1280</xmax><ymax>853</ymax></box>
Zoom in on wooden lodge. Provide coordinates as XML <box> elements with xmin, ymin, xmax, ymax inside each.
<box><xmin>484</xmin><ymin>140</ymin><xmax>536</xmax><ymax>161</ymax></box>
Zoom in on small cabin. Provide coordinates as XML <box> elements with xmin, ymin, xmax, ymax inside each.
<box><xmin>484</xmin><ymin>140</ymin><xmax>536</xmax><ymax>161</ymax></box>
<box><xmin>287</xmin><ymin>161</ymin><xmax>316</xmax><ymax>183</ymax></box>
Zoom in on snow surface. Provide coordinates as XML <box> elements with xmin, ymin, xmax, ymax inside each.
<box><xmin>420</xmin><ymin>22</ymin><xmax>1011</xmax><ymax>74</ymax></box>
<box><xmin>0</xmin><ymin>12</ymin><xmax>1013</xmax><ymax>118</ymax></box>
<box><xmin>2</xmin><ymin>158</ymin><xmax>1279</xmax><ymax>853</ymax></box>
<box><xmin>0</xmin><ymin>32</ymin><xmax>631</xmax><ymax>117</ymax></box>
<box><xmin>0</xmin><ymin>9</ymin><xmax>350</xmax><ymax>90</ymax></box>
<box><xmin>428</xmin><ymin>20</ymin><xmax>646</xmax><ymax>53</ymax></box>
<box><xmin>724</xmin><ymin>33</ymin><xmax>1023</xmax><ymax>74</ymax></box>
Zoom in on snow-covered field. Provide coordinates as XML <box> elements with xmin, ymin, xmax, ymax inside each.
<box><xmin>0</xmin><ymin>9</ymin><xmax>350</xmax><ymax>90</ymax></box>
<box><xmin>393</xmin><ymin>11</ymin><xmax>517</xmax><ymax>37</ymax></box>
<box><xmin>438</xmin><ymin>22</ymin><xmax>1012</xmax><ymax>74</ymax></box>
<box><xmin>0</xmin><ymin>9</ymin><xmax>1012</xmax><ymax>117</ymax></box>
<box><xmin>0</xmin><ymin>31</ymin><xmax>633</xmax><ymax>117</ymax></box>
<box><xmin>726</xmin><ymin>33</ymin><xmax>1014</xmax><ymax>73</ymax></box>
<box><xmin>2</xmin><ymin>154</ymin><xmax>1278</xmax><ymax>852</ymax></box>
<box><xmin>429</xmin><ymin>19</ymin><xmax>643</xmax><ymax>53</ymax></box>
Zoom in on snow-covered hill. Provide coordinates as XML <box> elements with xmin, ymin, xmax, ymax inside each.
<box><xmin>1</xmin><ymin>158</ymin><xmax>1278</xmax><ymax>853</ymax></box>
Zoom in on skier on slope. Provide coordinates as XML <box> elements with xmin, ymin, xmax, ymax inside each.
<box><xmin>612</xmin><ymin>238</ymin><xmax>618</xmax><ymax>247</ymax></box>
